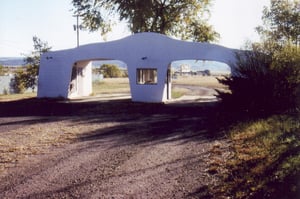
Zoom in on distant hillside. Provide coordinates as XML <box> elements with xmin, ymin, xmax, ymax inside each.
<box><xmin>0</xmin><ymin>57</ymin><xmax>26</xmax><ymax>67</ymax></box>
<box><xmin>0</xmin><ymin>57</ymin><xmax>128</xmax><ymax>69</ymax></box>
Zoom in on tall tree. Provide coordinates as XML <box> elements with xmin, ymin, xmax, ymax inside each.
<box><xmin>256</xmin><ymin>0</ymin><xmax>300</xmax><ymax>49</ymax></box>
<box><xmin>217</xmin><ymin>0</ymin><xmax>300</xmax><ymax>113</ymax></box>
<box><xmin>72</xmin><ymin>0</ymin><xmax>219</xmax><ymax>42</ymax></box>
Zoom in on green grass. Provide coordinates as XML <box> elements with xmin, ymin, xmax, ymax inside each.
<box><xmin>92</xmin><ymin>78</ymin><xmax>130</xmax><ymax>94</ymax></box>
<box><xmin>171</xmin><ymin>87</ymin><xmax>189</xmax><ymax>99</ymax></box>
<box><xmin>214</xmin><ymin>114</ymin><xmax>300</xmax><ymax>198</ymax></box>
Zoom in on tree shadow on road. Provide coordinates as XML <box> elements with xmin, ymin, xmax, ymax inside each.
<box><xmin>0</xmin><ymin>97</ymin><xmax>242</xmax><ymax>198</ymax></box>
<box><xmin>0</xmin><ymin>97</ymin><xmax>235</xmax><ymax>146</ymax></box>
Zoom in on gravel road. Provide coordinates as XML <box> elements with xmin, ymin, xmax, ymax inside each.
<box><xmin>0</xmin><ymin>98</ymin><xmax>230</xmax><ymax>198</ymax></box>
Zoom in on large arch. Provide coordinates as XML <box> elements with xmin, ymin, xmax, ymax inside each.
<box><xmin>38</xmin><ymin>32</ymin><xmax>242</xmax><ymax>102</ymax></box>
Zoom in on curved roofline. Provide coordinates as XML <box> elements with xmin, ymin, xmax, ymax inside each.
<box><xmin>42</xmin><ymin>32</ymin><xmax>242</xmax><ymax>69</ymax></box>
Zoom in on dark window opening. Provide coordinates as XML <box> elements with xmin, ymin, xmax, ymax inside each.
<box><xmin>136</xmin><ymin>68</ymin><xmax>157</xmax><ymax>84</ymax></box>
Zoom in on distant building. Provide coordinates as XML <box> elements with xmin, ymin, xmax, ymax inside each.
<box><xmin>179</xmin><ymin>64</ymin><xmax>191</xmax><ymax>74</ymax></box>
<box><xmin>196</xmin><ymin>70</ymin><xmax>211</xmax><ymax>76</ymax></box>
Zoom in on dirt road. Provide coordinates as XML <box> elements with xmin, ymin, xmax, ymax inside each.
<box><xmin>0</xmin><ymin>98</ymin><xmax>230</xmax><ymax>198</ymax></box>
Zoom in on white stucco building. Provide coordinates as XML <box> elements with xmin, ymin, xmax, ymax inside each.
<box><xmin>37</xmin><ymin>32</ymin><xmax>241</xmax><ymax>102</ymax></box>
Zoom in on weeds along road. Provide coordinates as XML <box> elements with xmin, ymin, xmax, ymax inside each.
<box><xmin>0</xmin><ymin>98</ymin><xmax>231</xmax><ymax>198</ymax></box>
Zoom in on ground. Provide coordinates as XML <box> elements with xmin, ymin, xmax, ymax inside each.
<box><xmin>0</xmin><ymin>77</ymin><xmax>232</xmax><ymax>198</ymax></box>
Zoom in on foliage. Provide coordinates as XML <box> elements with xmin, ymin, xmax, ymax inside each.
<box><xmin>99</xmin><ymin>64</ymin><xmax>122</xmax><ymax>78</ymax></box>
<box><xmin>217</xmin><ymin>0</ymin><xmax>300</xmax><ymax>114</ymax></box>
<box><xmin>72</xmin><ymin>0</ymin><xmax>219</xmax><ymax>42</ymax></box>
<box><xmin>214</xmin><ymin>2</ymin><xmax>300</xmax><ymax>198</ymax></box>
<box><xmin>215</xmin><ymin>114</ymin><xmax>300</xmax><ymax>198</ymax></box>
<box><xmin>256</xmin><ymin>0</ymin><xmax>300</xmax><ymax>48</ymax></box>
<box><xmin>217</xmin><ymin>46</ymin><xmax>299</xmax><ymax>114</ymax></box>
<box><xmin>216</xmin><ymin>50</ymin><xmax>272</xmax><ymax>113</ymax></box>
<box><xmin>11</xmin><ymin>36</ymin><xmax>51</xmax><ymax>93</ymax></box>
<box><xmin>10</xmin><ymin>69</ymin><xmax>27</xmax><ymax>93</ymax></box>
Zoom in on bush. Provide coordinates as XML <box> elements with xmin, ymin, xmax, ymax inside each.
<box><xmin>217</xmin><ymin>45</ymin><xmax>299</xmax><ymax>115</ymax></box>
<box><xmin>99</xmin><ymin>64</ymin><xmax>122</xmax><ymax>78</ymax></box>
<box><xmin>10</xmin><ymin>70</ymin><xmax>27</xmax><ymax>94</ymax></box>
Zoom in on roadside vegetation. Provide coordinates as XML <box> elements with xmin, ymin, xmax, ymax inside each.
<box><xmin>10</xmin><ymin>36</ymin><xmax>51</xmax><ymax>94</ymax></box>
<box><xmin>214</xmin><ymin>0</ymin><xmax>300</xmax><ymax>198</ymax></box>
<box><xmin>210</xmin><ymin>114</ymin><xmax>300</xmax><ymax>198</ymax></box>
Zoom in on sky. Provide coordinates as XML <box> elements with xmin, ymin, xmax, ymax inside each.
<box><xmin>0</xmin><ymin>0</ymin><xmax>270</xmax><ymax>57</ymax></box>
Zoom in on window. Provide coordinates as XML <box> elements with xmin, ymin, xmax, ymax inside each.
<box><xmin>136</xmin><ymin>68</ymin><xmax>157</xmax><ymax>84</ymax></box>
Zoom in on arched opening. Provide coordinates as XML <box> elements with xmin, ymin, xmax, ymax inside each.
<box><xmin>68</xmin><ymin>59</ymin><xmax>130</xmax><ymax>100</ymax></box>
<box><xmin>170</xmin><ymin>59</ymin><xmax>231</xmax><ymax>102</ymax></box>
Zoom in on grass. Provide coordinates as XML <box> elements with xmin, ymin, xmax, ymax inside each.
<box><xmin>172</xmin><ymin>76</ymin><xmax>228</xmax><ymax>89</ymax></box>
<box><xmin>213</xmin><ymin>114</ymin><xmax>300</xmax><ymax>198</ymax></box>
<box><xmin>171</xmin><ymin>87</ymin><xmax>189</xmax><ymax>99</ymax></box>
<box><xmin>0</xmin><ymin>92</ymin><xmax>36</xmax><ymax>102</ymax></box>
<box><xmin>92</xmin><ymin>78</ymin><xmax>130</xmax><ymax>94</ymax></box>
<box><xmin>0</xmin><ymin>76</ymin><xmax>224</xmax><ymax>100</ymax></box>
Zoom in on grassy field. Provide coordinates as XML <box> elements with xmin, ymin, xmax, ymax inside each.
<box><xmin>92</xmin><ymin>78</ymin><xmax>130</xmax><ymax>94</ymax></box>
<box><xmin>0</xmin><ymin>76</ymin><xmax>225</xmax><ymax>101</ymax></box>
<box><xmin>172</xmin><ymin>75</ymin><xmax>227</xmax><ymax>89</ymax></box>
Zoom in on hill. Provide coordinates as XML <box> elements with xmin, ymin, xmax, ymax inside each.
<box><xmin>0</xmin><ymin>57</ymin><xmax>26</xmax><ymax>67</ymax></box>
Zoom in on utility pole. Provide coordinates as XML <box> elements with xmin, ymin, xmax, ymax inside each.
<box><xmin>73</xmin><ymin>14</ymin><xmax>81</xmax><ymax>47</ymax></box>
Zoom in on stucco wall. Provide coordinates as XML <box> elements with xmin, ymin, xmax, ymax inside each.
<box><xmin>38</xmin><ymin>32</ymin><xmax>241</xmax><ymax>102</ymax></box>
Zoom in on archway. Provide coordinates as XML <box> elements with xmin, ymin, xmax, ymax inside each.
<box><xmin>38</xmin><ymin>32</ymin><xmax>242</xmax><ymax>102</ymax></box>
<box><xmin>68</xmin><ymin>59</ymin><xmax>129</xmax><ymax>99</ymax></box>
<box><xmin>169</xmin><ymin>59</ymin><xmax>231</xmax><ymax>102</ymax></box>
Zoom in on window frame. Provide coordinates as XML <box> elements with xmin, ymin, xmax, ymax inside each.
<box><xmin>136</xmin><ymin>68</ymin><xmax>158</xmax><ymax>85</ymax></box>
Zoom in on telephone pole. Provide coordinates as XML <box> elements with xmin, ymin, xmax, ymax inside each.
<box><xmin>73</xmin><ymin>14</ymin><xmax>81</xmax><ymax>47</ymax></box>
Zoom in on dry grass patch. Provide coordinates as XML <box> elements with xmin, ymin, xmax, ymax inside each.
<box><xmin>0</xmin><ymin>92</ymin><xmax>36</xmax><ymax>102</ymax></box>
<box><xmin>172</xmin><ymin>76</ymin><xmax>228</xmax><ymax>89</ymax></box>
<box><xmin>92</xmin><ymin>77</ymin><xmax>130</xmax><ymax>94</ymax></box>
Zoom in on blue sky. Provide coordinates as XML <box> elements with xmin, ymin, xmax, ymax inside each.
<box><xmin>0</xmin><ymin>0</ymin><xmax>269</xmax><ymax>57</ymax></box>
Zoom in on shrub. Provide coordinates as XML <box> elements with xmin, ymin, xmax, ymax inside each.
<box><xmin>217</xmin><ymin>45</ymin><xmax>299</xmax><ymax>115</ymax></box>
<box><xmin>10</xmin><ymin>70</ymin><xmax>27</xmax><ymax>94</ymax></box>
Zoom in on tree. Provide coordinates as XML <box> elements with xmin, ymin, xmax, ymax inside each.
<box><xmin>256</xmin><ymin>0</ymin><xmax>300</xmax><ymax>51</ymax></box>
<box><xmin>11</xmin><ymin>36</ymin><xmax>51</xmax><ymax>93</ymax></box>
<box><xmin>100</xmin><ymin>64</ymin><xmax>122</xmax><ymax>78</ymax></box>
<box><xmin>217</xmin><ymin>0</ymin><xmax>300</xmax><ymax>114</ymax></box>
<box><xmin>72</xmin><ymin>0</ymin><xmax>219</xmax><ymax>42</ymax></box>
<box><xmin>10</xmin><ymin>69</ymin><xmax>27</xmax><ymax>94</ymax></box>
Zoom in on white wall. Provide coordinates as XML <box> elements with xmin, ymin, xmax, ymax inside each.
<box><xmin>38</xmin><ymin>32</ymin><xmax>242</xmax><ymax>102</ymax></box>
